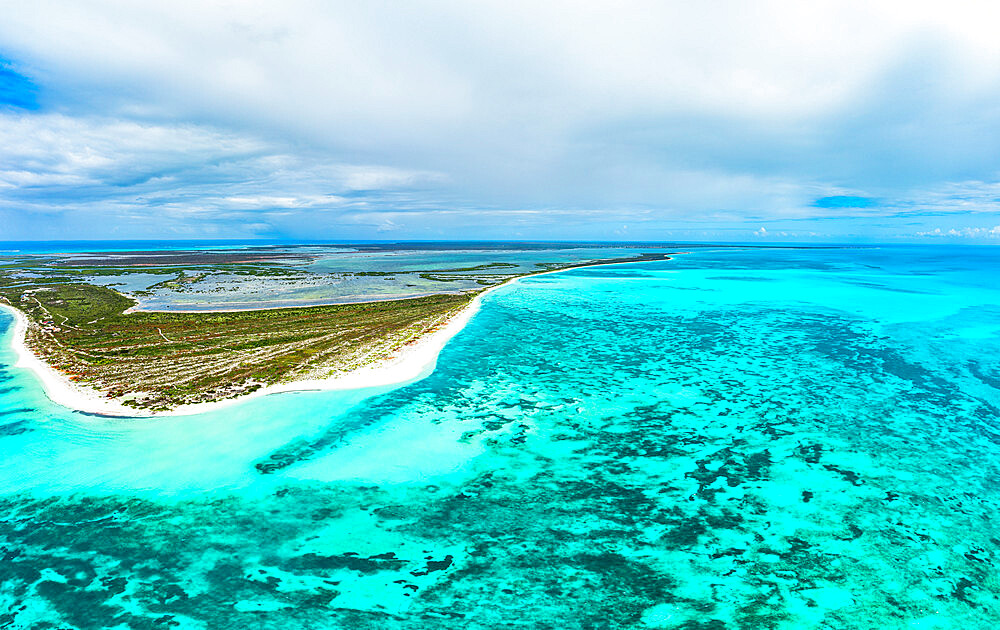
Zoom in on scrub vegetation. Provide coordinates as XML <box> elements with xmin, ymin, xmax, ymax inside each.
<box><xmin>0</xmin><ymin>281</ymin><xmax>471</xmax><ymax>410</ymax></box>
<box><xmin>0</xmin><ymin>249</ymin><xmax>671</xmax><ymax>411</ymax></box>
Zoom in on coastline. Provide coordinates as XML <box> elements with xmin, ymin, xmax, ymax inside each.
<box><xmin>0</xmin><ymin>256</ymin><xmax>674</xmax><ymax>419</ymax></box>
<box><xmin>1</xmin><ymin>276</ymin><xmax>504</xmax><ymax>419</ymax></box>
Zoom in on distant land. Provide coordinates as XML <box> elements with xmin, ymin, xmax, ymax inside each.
<box><xmin>0</xmin><ymin>243</ymin><xmax>673</xmax><ymax>413</ymax></box>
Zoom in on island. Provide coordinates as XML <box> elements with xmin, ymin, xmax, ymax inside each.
<box><xmin>0</xmin><ymin>248</ymin><xmax>673</xmax><ymax>416</ymax></box>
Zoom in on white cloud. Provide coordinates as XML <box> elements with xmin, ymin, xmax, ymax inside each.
<box><xmin>903</xmin><ymin>180</ymin><xmax>1000</xmax><ymax>214</ymax></box>
<box><xmin>9</xmin><ymin>1</ymin><xmax>997</xmax><ymax>122</ymax></box>
<box><xmin>0</xmin><ymin>112</ymin><xmax>442</xmax><ymax>213</ymax></box>
<box><xmin>917</xmin><ymin>226</ymin><xmax>1000</xmax><ymax>238</ymax></box>
<box><xmin>329</xmin><ymin>165</ymin><xmax>448</xmax><ymax>191</ymax></box>
<box><xmin>218</xmin><ymin>195</ymin><xmax>346</xmax><ymax>209</ymax></box>
<box><xmin>0</xmin><ymin>113</ymin><xmax>263</xmax><ymax>189</ymax></box>
<box><xmin>2</xmin><ymin>2</ymin><xmax>1000</xmax><ymax>238</ymax></box>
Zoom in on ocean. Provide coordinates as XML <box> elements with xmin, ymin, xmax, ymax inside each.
<box><xmin>1</xmin><ymin>244</ymin><xmax>998</xmax><ymax>628</ymax></box>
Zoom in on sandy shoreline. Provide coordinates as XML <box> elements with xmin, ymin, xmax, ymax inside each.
<box><xmin>0</xmin><ymin>278</ymin><xmax>504</xmax><ymax>419</ymax></box>
<box><xmin>0</xmin><ymin>256</ymin><xmax>674</xmax><ymax>419</ymax></box>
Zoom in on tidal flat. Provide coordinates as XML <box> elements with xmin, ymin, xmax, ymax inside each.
<box><xmin>0</xmin><ymin>244</ymin><xmax>998</xmax><ymax>628</ymax></box>
<box><xmin>0</xmin><ymin>244</ymin><xmax>673</xmax><ymax>411</ymax></box>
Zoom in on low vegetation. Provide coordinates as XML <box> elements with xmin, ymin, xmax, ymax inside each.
<box><xmin>1</xmin><ymin>282</ymin><xmax>471</xmax><ymax>410</ymax></box>
<box><xmin>0</xmin><ymin>250</ymin><xmax>672</xmax><ymax>411</ymax></box>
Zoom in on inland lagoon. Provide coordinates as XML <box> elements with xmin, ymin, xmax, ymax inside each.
<box><xmin>1</xmin><ymin>245</ymin><xmax>998</xmax><ymax>628</ymax></box>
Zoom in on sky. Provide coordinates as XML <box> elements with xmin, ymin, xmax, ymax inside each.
<box><xmin>1</xmin><ymin>1</ymin><xmax>1000</xmax><ymax>242</ymax></box>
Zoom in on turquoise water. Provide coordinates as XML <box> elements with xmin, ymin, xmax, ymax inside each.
<box><xmin>1</xmin><ymin>246</ymin><xmax>999</xmax><ymax>628</ymax></box>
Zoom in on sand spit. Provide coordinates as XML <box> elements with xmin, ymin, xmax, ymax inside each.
<box><xmin>1</xmin><ymin>255</ymin><xmax>675</xmax><ymax>418</ymax></box>
<box><xmin>1</xmin><ymin>283</ymin><xmax>492</xmax><ymax>418</ymax></box>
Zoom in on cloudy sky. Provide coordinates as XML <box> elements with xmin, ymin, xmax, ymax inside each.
<box><xmin>1</xmin><ymin>1</ymin><xmax>1000</xmax><ymax>242</ymax></box>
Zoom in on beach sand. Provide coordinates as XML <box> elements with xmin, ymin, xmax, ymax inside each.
<box><xmin>1</xmin><ymin>287</ymin><xmax>488</xmax><ymax>418</ymax></box>
<box><xmin>1</xmin><ymin>257</ymin><xmax>674</xmax><ymax>419</ymax></box>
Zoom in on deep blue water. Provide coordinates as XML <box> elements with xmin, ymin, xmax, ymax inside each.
<box><xmin>1</xmin><ymin>245</ymin><xmax>998</xmax><ymax>628</ymax></box>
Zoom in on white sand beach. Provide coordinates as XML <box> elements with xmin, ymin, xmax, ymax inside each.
<box><xmin>1</xmin><ymin>259</ymin><xmax>673</xmax><ymax>419</ymax></box>
<box><xmin>1</xmin><ymin>287</ymin><xmax>489</xmax><ymax>418</ymax></box>
<box><xmin>2</xmin><ymin>302</ymin><xmax>148</xmax><ymax>416</ymax></box>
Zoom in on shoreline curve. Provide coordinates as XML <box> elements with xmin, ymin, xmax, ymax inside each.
<box><xmin>0</xmin><ymin>257</ymin><xmax>672</xmax><ymax>419</ymax></box>
<box><xmin>1</xmin><ymin>284</ymin><xmax>491</xmax><ymax>419</ymax></box>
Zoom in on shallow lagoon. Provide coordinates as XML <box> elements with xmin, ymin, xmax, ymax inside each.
<box><xmin>1</xmin><ymin>245</ymin><xmax>999</xmax><ymax>628</ymax></box>
<box><xmin>135</xmin><ymin>245</ymin><xmax>668</xmax><ymax>311</ymax></box>
<box><xmin>2</xmin><ymin>241</ymin><xmax>671</xmax><ymax>312</ymax></box>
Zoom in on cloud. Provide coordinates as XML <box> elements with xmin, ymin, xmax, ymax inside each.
<box><xmin>0</xmin><ymin>112</ymin><xmax>453</xmax><ymax>237</ymax></box>
<box><xmin>916</xmin><ymin>225</ymin><xmax>1000</xmax><ymax>238</ymax></box>
<box><xmin>0</xmin><ymin>112</ymin><xmax>263</xmax><ymax>190</ymax></box>
<box><xmin>1</xmin><ymin>1</ymin><xmax>1000</xmax><ymax>239</ymax></box>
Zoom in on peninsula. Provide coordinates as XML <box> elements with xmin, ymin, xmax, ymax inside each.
<box><xmin>0</xmin><ymin>249</ymin><xmax>672</xmax><ymax>416</ymax></box>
